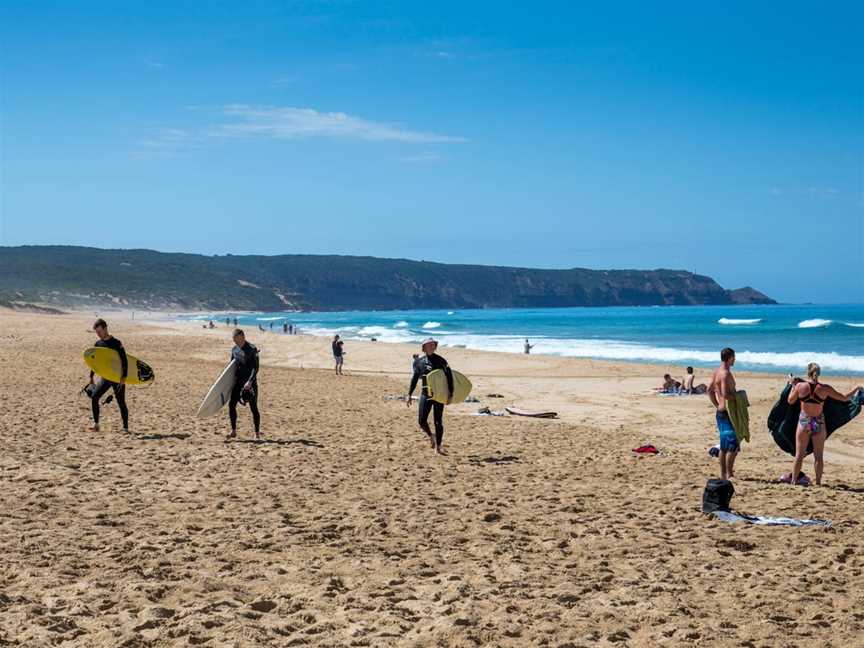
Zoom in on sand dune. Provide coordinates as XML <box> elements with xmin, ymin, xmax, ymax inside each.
<box><xmin>2</xmin><ymin>310</ymin><xmax>863</xmax><ymax>647</ymax></box>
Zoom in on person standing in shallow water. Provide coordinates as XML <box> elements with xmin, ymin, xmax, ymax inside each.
<box><xmin>88</xmin><ymin>318</ymin><xmax>130</xmax><ymax>433</ymax></box>
<box><xmin>407</xmin><ymin>338</ymin><xmax>453</xmax><ymax>455</ymax></box>
<box><xmin>788</xmin><ymin>363</ymin><xmax>861</xmax><ymax>486</ymax></box>
<box><xmin>708</xmin><ymin>347</ymin><xmax>739</xmax><ymax>479</ymax></box>
<box><xmin>227</xmin><ymin>328</ymin><xmax>261</xmax><ymax>440</ymax></box>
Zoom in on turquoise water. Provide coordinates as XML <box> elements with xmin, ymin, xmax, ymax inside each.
<box><xmin>188</xmin><ymin>304</ymin><xmax>864</xmax><ymax>375</ymax></box>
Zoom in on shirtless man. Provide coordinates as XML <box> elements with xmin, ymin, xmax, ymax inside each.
<box><xmin>708</xmin><ymin>347</ymin><xmax>738</xmax><ymax>479</ymax></box>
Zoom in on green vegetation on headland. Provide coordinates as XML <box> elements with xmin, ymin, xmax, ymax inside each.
<box><xmin>0</xmin><ymin>246</ymin><xmax>775</xmax><ymax>311</ymax></box>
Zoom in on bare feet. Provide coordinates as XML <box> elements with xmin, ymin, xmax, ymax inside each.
<box><xmin>255</xmin><ymin>430</ymin><xmax>261</xmax><ymax>440</ymax></box>
<box><xmin>436</xmin><ymin>445</ymin><xmax>447</xmax><ymax>456</ymax></box>
<box><xmin>226</xmin><ymin>430</ymin><xmax>237</xmax><ymax>440</ymax></box>
<box><xmin>89</xmin><ymin>424</ymin><xmax>100</xmax><ymax>432</ymax></box>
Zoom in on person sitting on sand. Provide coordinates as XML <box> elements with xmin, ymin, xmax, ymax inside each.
<box><xmin>708</xmin><ymin>348</ymin><xmax>739</xmax><ymax>479</ymax></box>
<box><xmin>332</xmin><ymin>334</ymin><xmax>345</xmax><ymax>375</ymax></box>
<box><xmin>88</xmin><ymin>318</ymin><xmax>130</xmax><ymax>433</ymax></box>
<box><xmin>661</xmin><ymin>374</ymin><xmax>681</xmax><ymax>393</ymax></box>
<box><xmin>788</xmin><ymin>363</ymin><xmax>861</xmax><ymax>487</ymax></box>
<box><xmin>227</xmin><ymin>328</ymin><xmax>261</xmax><ymax>440</ymax></box>
<box><xmin>683</xmin><ymin>367</ymin><xmax>707</xmax><ymax>394</ymax></box>
<box><xmin>407</xmin><ymin>338</ymin><xmax>453</xmax><ymax>455</ymax></box>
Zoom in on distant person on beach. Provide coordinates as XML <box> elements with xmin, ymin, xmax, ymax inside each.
<box><xmin>411</xmin><ymin>353</ymin><xmax>419</xmax><ymax>374</ymax></box>
<box><xmin>269</xmin><ymin>322</ymin><xmax>273</xmax><ymax>331</ymax></box>
<box><xmin>227</xmin><ymin>328</ymin><xmax>261</xmax><ymax>440</ymax></box>
<box><xmin>88</xmin><ymin>318</ymin><xmax>129</xmax><ymax>433</ymax></box>
<box><xmin>787</xmin><ymin>363</ymin><xmax>861</xmax><ymax>486</ymax></box>
<box><xmin>233</xmin><ymin>318</ymin><xmax>238</xmax><ymax>327</ymax></box>
<box><xmin>288</xmin><ymin>324</ymin><xmax>293</xmax><ymax>335</ymax></box>
<box><xmin>683</xmin><ymin>367</ymin><xmax>707</xmax><ymax>394</ymax></box>
<box><xmin>407</xmin><ymin>337</ymin><xmax>454</xmax><ymax>455</ymax></box>
<box><xmin>524</xmin><ymin>339</ymin><xmax>534</xmax><ymax>354</ymax></box>
<box><xmin>661</xmin><ymin>374</ymin><xmax>682</xmax><ymax>393</ymax></box>
<box><xmin>225</xmin><ymin>317</ymin><xmax>230</xmax><ymax>326</ymax></box>
<box><xmin>208</xmin><ymin>320</ymin><xmax>215</xmax><ymax>329</ymax></box>
<box><xmin>332</xmin><ymin>335</ymin><xmax>344</xmax><ymax>375</ymax></box>
<box><xmin>283</xmin><ymin>322</ymin><xmax>288</xmax><ymax>334</ymax></box>
<box><xmin>708</xmin><ymin>348</ymin><xmax>739</xmax><ymax>479</ymax></box>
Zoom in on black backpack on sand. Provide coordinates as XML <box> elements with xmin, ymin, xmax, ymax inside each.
<box><xmin>702</xmin><ymin>479</ymin><xmax>734</xmax><ymax>513</ymax></box>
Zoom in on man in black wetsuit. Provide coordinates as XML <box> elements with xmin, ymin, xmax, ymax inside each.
<box><xmin>88</xmin><ymin>318</ymin><xmax>129</xmax><ymax>433</ymax></box>
<box><xmin>228</xmin><ymin>328</ymin><xmax>261</xmax><ymax>439</ymax></box>
<box><xmin>407</xmin><ymin>337</ymin><xmax>454</xmax><ymax>455</ymax></box>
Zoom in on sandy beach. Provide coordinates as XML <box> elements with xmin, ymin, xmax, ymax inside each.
<box><xmin>2</xmin><ymin>309</ymin><xmax>864</xmax><ymax>647</ymax></box>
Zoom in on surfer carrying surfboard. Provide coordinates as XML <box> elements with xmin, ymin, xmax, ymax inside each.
<box><xmin>407</xmin><ymin>337</ymin><xmax>453</xmax><ymax>455</ymax></box>
<box><xmin>88</xmin><ymin>318</ymin><xmax>130</xmax><ymax>433</ymax></box>
<box><xmin>227</xmin><ymin>329</ymin><xmax>261</xmax><ymax>440</ymax></box>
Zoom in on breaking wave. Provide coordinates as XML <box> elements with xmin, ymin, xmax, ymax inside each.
<box><xmin>798</xmin><ymin>319</ymin><xmax>833</xmax><ymax>329</ymax></box>
<box><xmin>718</xmin><ymin>318</ymin><xmax>762</xmax><ymax>325</ymax></box>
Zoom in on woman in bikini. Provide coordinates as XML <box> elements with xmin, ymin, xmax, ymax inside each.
<box><xmin>788</xmin><ymin>363</ymin><xmax>861</xmax><ymax>486</ymax></box>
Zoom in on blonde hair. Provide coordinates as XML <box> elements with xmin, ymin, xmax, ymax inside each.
<box><xmin>806</xmin><ymin>362</ymin><xmax>821</xmax><ymax>381</ymax></box>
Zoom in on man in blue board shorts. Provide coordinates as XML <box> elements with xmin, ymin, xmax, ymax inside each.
<box><xmin>708</xmin><ymin>347</ymin><xmax>739</xmax><ymax>479</ymax></box>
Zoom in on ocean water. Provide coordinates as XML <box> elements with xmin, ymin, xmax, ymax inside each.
<box><xmin>187</xmin><ymin>304</ymin><xmax>864</xmax><ymax>375</ymax></box>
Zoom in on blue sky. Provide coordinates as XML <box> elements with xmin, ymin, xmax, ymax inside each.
<box><xmin>1</xmin><ymin>1</ymin><xmax>862</xmax><ymax>303</ymax></box>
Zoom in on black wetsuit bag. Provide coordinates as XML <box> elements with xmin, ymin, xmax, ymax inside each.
<box><xmin>702</xmin><ymin>479</ymin><xmax>734</xmax><ymax>513</ymax></box>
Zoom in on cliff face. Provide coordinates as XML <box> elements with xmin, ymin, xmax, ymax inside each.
<box><xmin>0</xmin><ymin>246</ymin><xmax>776</xmax><ymax>311</ymax></box>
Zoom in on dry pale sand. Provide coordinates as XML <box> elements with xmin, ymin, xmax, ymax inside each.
<box><xmin>2</xmin><ymin>310</ymin><xmax>864</xmax><ymax>648</ymax></box>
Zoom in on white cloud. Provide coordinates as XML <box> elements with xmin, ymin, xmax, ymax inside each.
<box><xmin>143</xmin><ymin>58</ymin><xmax>165</xmax><ymax>69</ymax></box>
<box><xmin>211</xmin><ymin>104</ymin><xmax>466</xmax><ymax>143</ymax></box>
<box><xmin>134</xmin><ymin>105</ymin><xmax>466</xmax><ymax>158</ymax></box>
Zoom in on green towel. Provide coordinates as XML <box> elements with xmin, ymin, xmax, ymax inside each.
<box><xmin>725</xmin><ymin>391</ymin><xmax>750</xmax><ymax>443</ymax></box>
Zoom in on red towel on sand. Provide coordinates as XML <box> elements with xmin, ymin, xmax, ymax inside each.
<box><xmin>633</xmin><ymin>444</ymin><xmax>659</xmax><ymax>454</ymax></box>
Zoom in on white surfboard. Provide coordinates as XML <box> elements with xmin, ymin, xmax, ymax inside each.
<box><xmin>197</xmin><ymin>360</ymin><xmax>236</xmax><ymax>418</ymax></box>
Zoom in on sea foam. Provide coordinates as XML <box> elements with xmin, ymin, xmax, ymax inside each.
<box><xmin>718</xmin><ymin>318</ymin><xmax>762</xmax><ymax>325</ymax></box>
<box><xmin>798</xmin><ymin>319</ymin><xmax>833</xmax><ymax>329</ymax></box>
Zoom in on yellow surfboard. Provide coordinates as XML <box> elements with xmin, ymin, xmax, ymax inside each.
<box><xmin>83</xmin><ymin>347</ymin><xmax>155</xmax><ymax>385</ymax></box>
<box><xmin>426</xmin><ymin>368</ymin><xmax>472</xmax><ymax>404</ymax></box>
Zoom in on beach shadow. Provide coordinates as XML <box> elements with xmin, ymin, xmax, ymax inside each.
<box><xmin>824</xmin><ymin>483</ymin><xmax>864</xmax><ymax>494</ymax></box>
<box><xmin>740</xmin><ymin>476</ymin><xmax>864</xmax><ymax>493</ymax></box>
<box><xmin>227</xmin><ymin>438</ymin><xmax>324</xmax><ymax>448</ymax></box>
<box><xmin>135</xmin><ymin>433</ymin><xmax>191</xmax><ymax>441</ymax></box>
<box><xmin>468</xmin><ymin>455</ymin><xmax>520</xmax><ymax>465</ymax></box>
<box><xmin>740</xmin><ymin>477</ymin><xmax>782</xmax><ymax>486</ymax></box>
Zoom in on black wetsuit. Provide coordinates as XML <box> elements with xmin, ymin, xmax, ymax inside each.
<box><xmin>408</xmin><ymin>353</ymin><xmax>454</xmax><ymax>447</ymax></box>
<box><xmin>90</xmin><ymin>336</ymin><xmax>129</xmax><ymax>429</ymax></box>
<box><xmin>229</xmin><ymin>341</ymin><xmax>260</xmax><ymax>433</ymax></box>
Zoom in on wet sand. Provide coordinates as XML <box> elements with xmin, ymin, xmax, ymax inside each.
<box><xmin>2</xmin><ymin>310</ymin><xmax>863</xmax><ymax>647</ymax></box>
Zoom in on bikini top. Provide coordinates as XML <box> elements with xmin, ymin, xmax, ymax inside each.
<box><xmin>801</xmin><ymin>381</ymin><xmax>825</xmax><ymax>404</ymax></box>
